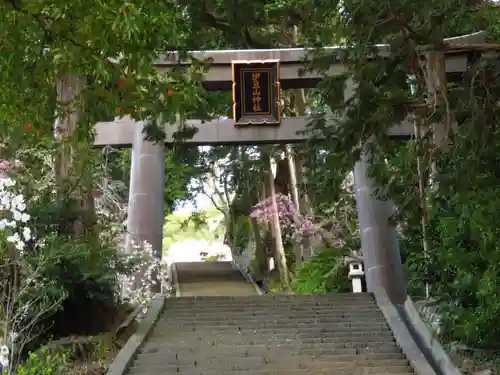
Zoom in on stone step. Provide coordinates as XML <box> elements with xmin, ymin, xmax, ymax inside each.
<box><xmin>159</xmin><ymin>314</ymin><xmax>387</xmax><ymax>323</ymax></box>
<box><xmin>140</xmin><ymin>344</ymin><xmax>402</xmax><ymax>356</ymax></box>
<box><xmin>166</xmin><ymin>302</ymin><xmax>378</xmax><ymax>312</ymax></box>
<box><xmin>163</xmin><ymin>309</ymin><xmax>383</xmax><ymax>318</ymax></box>
<box><xmin>170</xmin><ymin>293</ymin><xmax>374</xmax><ymax>301</ymax></box>
<box><xmin>159</xmin><ymin>314</ymin><xmax>384</xmax><ymax>323</ymax></box>
<box><xmin>160</xmin><ymin>314</ymin><xmax>383</xmax><ymax>324</ymax></box>
<box><xmin>155</xmin><ymin>321</ymin><xmax>390</xmax><ymax>330</ymax></box>
<box><xmin>174</xmin><ymin>261</ymin><xmax>236</xmax><ymax>270</ymax></box>
<box><xmin>167</xmin><ymin>294</ymin><xmax>376</xmax><ymax>301</ymax></box>
<box><xmin>161</xmin><ymin>307</ymin><xmax>381</xmax><ymax>316</ymax></box>
<box><xmin>177</xmin><ymin>274</ymin><xmax>247</xmax><ymax>282</ymax></box>
<box><xmin>150</xmin><ymin>325</ymin><xmax>395</xmax><ymax>335</ymax></box>
<box><xmin>128</xmin><ymin>363</ymin><xmax>411</xmax><ymax>374</ymax></box>
<box><xmin>150</xmin><ymin>326</ymin><xmax>393</xmax><ymax>339</ymax></box>
<box><xmin>177</xmin><ymin>267</ymin><xmax>243</xmax><ymax>274</ymax></box>
<box><xmin>167</xmin><ymin>298</ymin><xmax>376</xmax><ymax>306</ymax></box>
<box><xmin>134</xmin><ymin>357</ymin><xmax>409</xmax><ymax>373</ymax></box>
<box><xmin>168</xmin><ymin>298</ymin><xmax>375</xmax><ymax>306</ymax></box>
<box><xmin>157</xmin><ymin>319</ymin><xmax>387</xmax><ymax>328</ymax></box>
<box><xmin>128</xmin><ymin>370</ymin><xmax>412</xmax><ymax>375</ymax></box>
<box><xmin>178</xmin><ymin>273</ymin><xmax>246</xmax><ymax>281</ymax></box>
<box><xmin>141</xmin><ymin>340</ymin><xmax>399</xmax><ymax>353</ymax></box>
<box><xmin>145</xmin><ymin>336</ymin><xmax>397</xmax><ymax>347</ymax></box>
<box><xmin>135</xmin><ymin>352</ymin><xmax>406</xmax><ymax>364</ymax></box>
<box><xmin>150</xmin><ymin>334</ymin><xmax>395</xmax><ymax>350</ymax></box>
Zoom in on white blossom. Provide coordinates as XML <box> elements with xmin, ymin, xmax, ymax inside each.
<box><xmin>0</xmin><ymin>176</ymin><xmax>37</xmax><ymax>372</ymax></box>
<box><xmin>0</xmin><ymin>344</ymin><xmax>8</xmax><ymax>368</ymax></box>
<box><xmin>12</xmin><ymin>211</ymin><xmax>21</xmax><ymax>222</ymax></box>
<box><xmin>22</xmin><ymin>227</ymin><xmax>31</xmax><ymax>241</ymax></box>
<box><xmin>0</xmin><ymin>196</ymin><xmax>9</xmax><ymax>209</ymax></box>
<box><xmin>6</xmin><ymin>233</ymin><xmax>19</xmax><ymax>244</ymax></box>
<box><xmin>0</xmin><ymin>177</ymin><xmax>34</xmax><ymax>254</ymax></box>
<box><xmin>3</xmin><ymin>178</ymin><xmax>15</xmax><ymax>187</ymax></box>
<box><xmin>121</xmin><ymin>240</ymin><xmax>169</xmax><ymax>309</ymax></box>
<box><xmin>0</xmin><ymin>354</ymin><xmax>8</xmax><ymax>368</ymax></box>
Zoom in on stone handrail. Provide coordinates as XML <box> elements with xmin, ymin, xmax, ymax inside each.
<box><xmin>106</xmin><ymin>294</ymin><xmax>166</xmax><ymax>375</ymax></box>
<box><xmin>402</xmin><ymin>295</ymin><xmax>462</xmax><ymax>375</ymax></box>
<box><xmin>232</xmin><ymin>261</ymin><xmax>265</xmax><ymax>295</ymax></box>
<box><xmin>374</xmin><ymin>287</ymin><xmax>462</xmax><ymax>375</ymax></box>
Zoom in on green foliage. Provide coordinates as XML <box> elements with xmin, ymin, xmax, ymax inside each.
<box><xmin>165</xmin><ymin>147</ymin><xmax>203</xmax><ymax>213</ymax></box>
<box><xmin>17</xmin><ymin>234</ymin><xmax>124</xmax><ymax>350</ymax></box>
<box><xmin>14</xmin><ymin>348</ymin><xmax>68</xmax><ymax>375</ymax></box>
<box><xmin>369</xmin><ymin>48</ymin><xmax>500</xmax><ymax>348</ymax></box>
<box><xmin>292</xmin><ymin>247</ymin><xmax>350</xmax><ymax>294</ymax></box>
<box><xmin>231</xmin><ymin>216</ymin><xmax>253</xmax><ymax>255</ymax></box>
<box><xmin>39</xmin><ymin>236</ymin><xmax>119</xmax><ymax>303</ymax></box>
<box><xmin>0</xmin><ymin>0</ymin><xmax>209</xmax><ymax>143</ymax></box>
<box><xmin>99</xmin><ymin>146</ymin><xmax>202</xmax><ymax>215</ymax></box>
<box><xmin>404</xmin><ymin>129</ymin><xmax>500</xmax><ymax>348</ymax></box>
<box><xmin>286</xmin><ymin>0</ymin><xmax>500</xmax><ymax>351</ymax></box>
<box><xmin>203</xmin><ymin>253</ymin><xmax>227</xmax><ymax>261</ymax></box>
<box><xmin>163</xmin><ymin>208</ymin><xmax>225</xmax><ymax>253</ymax></box>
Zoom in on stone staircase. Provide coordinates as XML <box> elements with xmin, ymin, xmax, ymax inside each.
<box><xmin>106</xmin><ymin>261</ymin><xmax>458</xmax><ymax>375</ymax></box>
<box><xmin>126</xmin><ymin>294</ymin><xmax>415</xmax><ymax>374</ymax></box>
<box><xmin>171</xmin><ymin>261</ymin><xmax>259</xmax><ymax>297</ymax></box>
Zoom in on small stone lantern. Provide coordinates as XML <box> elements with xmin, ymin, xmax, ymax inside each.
<box><xmin>345</xmin><ymin>254</ymin><xmax>365</xmax><ymax>293</ymax></box>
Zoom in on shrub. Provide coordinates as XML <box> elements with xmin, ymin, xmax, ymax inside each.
<box><xmin>32</xmin><ymin>235</ymin><xmax>123</xmax><ymax>340</ymax></box>
<box><xmin>14</xmin><ymin>347</ymin><xmax>68</xmax><ymax>375</ymax></box>
<box><xmin>292</xmin><ymin>247</ymin><xmax>351</xmax><ymax>294</ymax></box>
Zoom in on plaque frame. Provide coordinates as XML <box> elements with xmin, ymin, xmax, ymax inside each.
<box><xmin>231</xmin><ymin>59</ymin><xmax>281</xmax><ymax>126</ymax></box>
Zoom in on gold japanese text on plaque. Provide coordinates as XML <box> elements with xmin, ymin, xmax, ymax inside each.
<box><xmin>232</xmin><ymin>60</ymin><xmax>280</xmax><ymax>125</ymax></box>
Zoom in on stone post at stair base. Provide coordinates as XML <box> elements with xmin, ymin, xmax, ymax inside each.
<box><xmin>353</xmin><ymin>148</ymin><xmax>407</xmax><ymax>304</ymax></box>
<box><xmin>125</xmin><ymin>120</ymin><xmax>165</xmax><ymax>291</ymax></box>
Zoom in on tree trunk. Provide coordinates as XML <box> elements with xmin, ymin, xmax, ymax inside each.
<box><xmin>289</xmin><ymin>90</ymin><xmax>314</xmax><ymax>260</ymax></box>
<box><xmin>53</xmin><ymin>74</ymin><xmax>95</xmax><ymax>237</ymax></box>
<box><xmin>287</xmin><ymin>24</ymin><xmax>315</xmax><ymax>260</ymax></box>
<box><xmin>262</xmin><ymin>167</ymin><xmax>279</xmax><ymax>272</ymax></box>
<box><xmin>264</xmin><ymin>153</ymin><xmax>290</xmax><ymax>291</ymax></box>
<box><xmin>54</xmin><ymin>74</ymin><xmax>82</xmax><ymax>178</ymax></box>
<box><xmin>421</xmin><ymin>49</ymin><xmax>450</xmax><ymax>189</ymax></box>
<box><xmin>419</xmin><ymin>48</ymin><xmax>449</xmax><ymax>297</ymax></box>
<box><xmin>284</xmin><ymin>146</ymin><xmax>305</xmax><ymax>265</ymax></box>
<box><xmin>251</xmin><ymin>217</ymin><xmax>268</xmax><ymax>280</ymax></box>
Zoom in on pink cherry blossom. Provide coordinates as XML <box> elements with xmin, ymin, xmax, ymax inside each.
<box><xmin>251</xmin><ymin>193</ymin><xmax>318</xmax><ymax>239</ymax></box>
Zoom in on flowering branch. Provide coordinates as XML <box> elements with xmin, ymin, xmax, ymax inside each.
<box><xmin>250</xmin><ymin>193</ymin><xmax>360</xmax><ymax>256</ymax></box>
<box><xmin>120</xmin><ymin>240</ymin><xmax>170</xmax><ymax>313</ymax></box>
<box><xmin>0</xmin><ymin>176</ymin><xmax>68</xmax><ymax>373</ymax></box>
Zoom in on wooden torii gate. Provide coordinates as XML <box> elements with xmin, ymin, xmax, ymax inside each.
<box><xmin>93</xmin><ymin>31</ymin><xmax>485</xmax><ymax>303</ymax></box>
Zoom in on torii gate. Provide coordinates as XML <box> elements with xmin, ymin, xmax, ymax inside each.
<box><xmin>93</xmin><ymin>31</ymin><xmax>485</xmax><ymax>303</ymax></box>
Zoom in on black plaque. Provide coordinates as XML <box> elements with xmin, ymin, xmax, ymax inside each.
<box><xmin>232</xmin><ymin>60</ymin><xmax>281</xmax><ymax>125</ymax></box>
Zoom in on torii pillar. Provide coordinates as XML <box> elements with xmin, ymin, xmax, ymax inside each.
<box><xmin>353</xmin><ymin>150</ymin><xmax>407</xmax><ymax>303</ymax></box>
<box><xmin>125</xmin><ymin>121</ymin><xmax>165</xmax><ymax>261</ymax></box>
<box><xmin>345</xmin><ymin>78</ymin><xmax>407</xmax><ymax>304</ymax></box>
